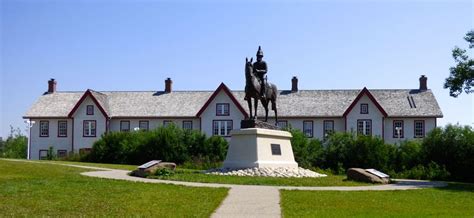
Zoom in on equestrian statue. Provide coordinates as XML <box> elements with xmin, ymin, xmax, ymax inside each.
<box><xmin>244</xmin><ymin>46</ymin><xmax>278</xmax><ymax>124</ymax></box>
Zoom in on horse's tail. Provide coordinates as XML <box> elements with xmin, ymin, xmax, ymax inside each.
<box><xmin>271</xmin><ymin>84</ymin><xmax>278</xmax><ymax>110</ymax></box>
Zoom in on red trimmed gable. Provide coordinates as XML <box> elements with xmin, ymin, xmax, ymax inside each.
<box><xmin>67</xmin><ymin>89</ymin><xmax>109</xmax><ymax>118</ymax></box>
<box><xmin>343</xmin><ymin>87</ymin><xmax>388</xmax><ymax>117</ymax></box>
<box><xmin>196</xmin><ymin>83</ymin><xmax>249</xmax><ymax>118</ymax></box>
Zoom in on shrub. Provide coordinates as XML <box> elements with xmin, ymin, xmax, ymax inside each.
<box><xmin>46</xmin><ymin>146</ymin><xmax>55</xmax><ymax>160</ymax></box>
<box><xmin>0</xmin><ymin>126</ymin><xmax>27</xmax><ymax>159</ymax></box>
<box><xmin>322</xmin><ymin>132</ymin><xmax>397</xmax><ymax>174</ymax></box>
<box><xmin>88</xmin><ymin>125</ymin><xmax>228</xmax><ymax>167</ymax></box>
<box><xmin>154</xmin><ymin>168</ymin><xmax>175</xmax><ymax>177</ymax></box>
<box><xmin>422</xmin><ymin>124</ymin><xmax>474</xmax><ymax>182</ymax></box>
<box><xmin>394</xmin><ymin>140</ymin><xmax>423</xmax><ymax>171</ymax></box>
<box><xmin>288</xmin><ymin>128</ymin><xmax>323</xmax><ymax>168</ymax></box>
<box><xmin>394</xmin><ymin>161</ymin><xmax>451</xmax><ymax>181</ymax></box>
<box><xmin>322</xmin><ymin>132</ymin><xmax>353</xmax><ymax>173</ymax></box>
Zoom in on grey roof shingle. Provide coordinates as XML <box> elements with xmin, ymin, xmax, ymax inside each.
<box><xmin>24</xmin><ymin>88</ymin><xmax>443</xmax><ymax>118</ymax></box>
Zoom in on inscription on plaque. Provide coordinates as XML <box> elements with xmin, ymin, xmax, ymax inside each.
<box><xmin>271</xmin><ymin>144</ymin><xmax>281</xmax><ymax>155</ymax></box>
<box><xmin>138</xmin><ymin>160</ymin><xmax>161</xmax><ymax>169</ymax></box>
<box><xmin>366</xmin><ymin>169</ymin><xmax>390</xmax><ymax>178</ymax></box>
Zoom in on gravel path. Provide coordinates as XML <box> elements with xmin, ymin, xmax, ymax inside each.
<box><xmin>2</xmin><ymin>159</ymin><xmax>448</xmax><ymax>218</ymax></box>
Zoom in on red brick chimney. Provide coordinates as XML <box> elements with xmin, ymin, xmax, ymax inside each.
<box><xmin>47</xmin><ymin>78</ymin><xmax>57</xmax><ymax>94</ymax></box>
<box><xmin>291</xmin><ymin>76</ymin><xmax>298</xmax><ymax>92</ymax></box>
<box><xmin>165</xmin><ymin>78</ymin><xmax>172</xmax><ymax>93</ymax></box>
<box><xmin>419</xmin><ymin>75</ymin><xmax>427</xmax><ymax>91</ymax></box>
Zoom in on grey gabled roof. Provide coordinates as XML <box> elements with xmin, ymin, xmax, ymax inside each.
<box><xmin>24</xmin><ymin>92</ymin><xmax>83</xmax><ymax>118</ymax></box>
<box><xmin>24</xmin><ymin>87</ymin><xmax>443</xmax><ymax>118</ymax></box>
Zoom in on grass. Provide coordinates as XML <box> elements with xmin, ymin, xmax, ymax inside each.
<box><xmin>148</xmin><ymin>169</ymin><xmax>372</xmax><ymax>187</ymax></box>
<box><xmin>0</xmin><ymin>159</ymin><xmax>228</xmax><ymax>217</ymax></box>
<box><xmin>45</xmin><ymin>160</ymin><xmax>369</xmax><ymax>187</ymax></box>
<box><xmin>281</xmin><ymin>183</ymin><xmax>474</xmax><ymax>217</ymax></box>
<box><xmin>37</xmin><ymin>160</ymin><xmax>138</xmax><ymax>170</ymax></box>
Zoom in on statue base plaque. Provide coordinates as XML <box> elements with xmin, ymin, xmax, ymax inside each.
<box><xmin>222</xmin><ymin>128</ymin><xmax>298</xmax><ymax>169</ymax></box>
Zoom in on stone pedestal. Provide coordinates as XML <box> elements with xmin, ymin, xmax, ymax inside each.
<box><xmin>223</xmin><ymin>128</ymin><xmax>298</xmax><ymax>169</ymax></box>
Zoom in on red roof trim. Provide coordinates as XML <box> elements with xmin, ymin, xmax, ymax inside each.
<box><xmin>342</xmin><ymin>87</ymin><xmax>388</xmax><ymax>117</ymax></box>
<box><xmin>196</xmin><ymin>83</ymin><xmax>249</xmax><ymax>118</ymax></box>
<box><xmin>67</xmin><ymin>89</ymin><xmax>109</xmax><ymax>118</ymax></box>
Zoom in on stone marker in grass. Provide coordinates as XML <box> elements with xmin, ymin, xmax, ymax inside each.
<box><xmin>347</xmin><ymin>168</ymin><xmax>390</xmax><ymax>184</ymax></box>
<box><xmin>132</xmin><ymin>160</ymin><xmax>177</xmax><ymax>177</ymax></box>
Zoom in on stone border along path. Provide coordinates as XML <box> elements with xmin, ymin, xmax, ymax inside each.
<box><xmin>2</xmin><ymin>159</ymin><xmax>448</xmax><ymax>218</ymax></box>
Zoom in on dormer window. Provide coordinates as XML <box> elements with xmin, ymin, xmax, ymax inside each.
<box><xmin>216</xmin><ymin>103</ymin><xmax>230</xmax><ymax>116</ymax></box>
<box><xmin>86</xmin><ymin>105</ymin><xmax>94</xmax><ymax>115</ymax></box>
<box><xmin>360</xmin><ymin>103</ymin><xmax>368</xmax><ymax>114</ymax></box>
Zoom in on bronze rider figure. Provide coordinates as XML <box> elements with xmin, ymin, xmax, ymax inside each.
<box><xmin>253</xmin><ymin>46</ymin><xmax>267</xmax><ymax>98</ymax></box>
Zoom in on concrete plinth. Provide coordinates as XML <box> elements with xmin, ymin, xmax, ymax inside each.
<box><xmin>223</xmin><ymin>128</ymin><xmax>298</xmax><ymax>169</ymax></box>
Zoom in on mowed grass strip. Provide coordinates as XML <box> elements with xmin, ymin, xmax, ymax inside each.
<box><xmin>38</xmin><ymin>160</ymin><xmax>138</xmax><ymax>170</ymax></box>
<box><xmin>0</xmin><ymin>160</ymin><xmax>228</xmax><ymax>217</ymax></box>
<box><xmin>148</xmin><ymin>169</ymin><xmax>371</xmax><ymax>187</ymax></box>
<box><xmin>281</xmin><ymin>183</ymin><xmax>474</xmax><ymax>217</ymax></box>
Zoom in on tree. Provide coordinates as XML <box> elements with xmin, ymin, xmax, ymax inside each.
<box><xmin>444</xmin><ymin>30</ymin><xmax>474</xmax><ymax>97</ymax></box>
<box><xmin>0</xmin><ymin>126</ymin><xmax>27</xmax><ymax>159</ymax></box>
<box><xmin>0</xmin><ymin>137</ymin><xmax>5</xmax><ymax>154</ymax></box>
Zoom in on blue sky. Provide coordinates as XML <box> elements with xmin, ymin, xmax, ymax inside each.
<box><xmin>1</xmin><ymin>0</ymin><xmax>473</xmax><ymax>138</ymax></box>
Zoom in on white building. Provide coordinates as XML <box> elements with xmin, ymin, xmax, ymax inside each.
<box><xmin>24</xmin><ymin>76</ymin><xmax>443</xmax><ymax>160</ymax></box>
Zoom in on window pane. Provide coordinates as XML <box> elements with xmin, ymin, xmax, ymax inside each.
<box><xmin>357</xmin><ymin>120</ymin><xmax>371</xmax><ymax>136</ymax></box>
<box><xmin>86</xmin><ymin>105</ymin><xmax>94</xmax><ymax>115</ymax></box>
<box><xmin>361</xmin><ymin>104</ymin><xmax>368</xmax><ymax>114</ymax></box>
<box><xmin>183</xmin><ymin>121</ymin><xmax>192</xmax><ymax>130</ymax></box>
<box><xmin>277</xmin><ymin>121</ymin><xmax>288</xmax><ymax>129</ymax></box>
<box><xmin>357</xmin><ymin>121</ymin><xmax>363</xmax><ymax>135</ymax></box>
<box><xmin>393</xmin><ymin>121</ymin><xmax>403</xmax><ymax>138</ymax></box>
<box><xmin>213</xmin><ymin>121</ymin><xmax>232</xmax><ymax>136</ymax></box>
<box><xmin>213</xmin><ymin>121</ymin><xmax>219</xmax><ymax>135</ymax></box>
<box><xmin>216</xmin><ymin>103</ymin><xmax>229</xmax><ymax>116</ymax></box>
<box><xmin>139</xmin><ymin>121</ymin><xmax>149</xmax><ymax>131</ymax></box>
<box><xmin>121</xmin><ymin>121</ymin><xmax>130</xmax><ymax>132</ymax></box>
<box><xmin>303</xmin><ymin>121</ymin><xmax>313</xmax><ymax>137</ymax></box>
<box><xmin>58</xmin><ymin>121</ymin><xmax>67</xmax><ymax>136</ymax></box>
<box><xmin>40</xmin><ymin>121</ymin><xmax>49</xmax><ymax>137</ymax></box>
<box><xmin>226</xmin><ymin>121</ymin><xmax>232</xmax><ymax>135</ymax></box>
<box><xmin>323</xmin><ymin>121</ymin><xmax>334</xmax><ymax>139</ymax></box>
<box><xmin>415</xmin><ymin>121</ymin><xmax>424</xmax><ymax>138</ymax></box>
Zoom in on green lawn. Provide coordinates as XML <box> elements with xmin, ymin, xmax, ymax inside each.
<box><xmin>0</xmin><ymin>159</ymin><xmax>228</xmax><ymax>217</ymax></box>
<box><xmin>281</xmin><ymin>183</ymin><xmax>474</xmax><ymax>217</ymax></box>
<box><xmin>148</xmin><ymin>169</ymin><xmax>371</xmax><ymax>187</ymax></box>
<box><xmin>38</xmin><ymin>160</ymin><xmax>138</xmax><ymax>170</ymax></box>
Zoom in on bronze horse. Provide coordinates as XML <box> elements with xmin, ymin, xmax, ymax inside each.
<box><xmin>244</xmin><ymin>57</ymin><xmax>278</xmax><ymax>123</ymax></box>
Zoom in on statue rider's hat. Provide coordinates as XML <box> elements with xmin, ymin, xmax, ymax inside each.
<box><xmin>256</xmin><ymin>46</ymin><xmax>264</xmax><ymax>57</ymax></box>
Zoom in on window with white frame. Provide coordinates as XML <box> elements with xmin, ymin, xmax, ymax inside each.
<box><xmin>216</xmin><ymin>103</ymin><xmax>230</xmax><ymax>116</ymax></box>
<box><xmin>277</xmin><ymin>120</ymin><xmax>288</xmax><ymax>129</ymax></box>
<box><xmin>83</xmin><ymin>120</ymin><xmax>96</xmax><ymax>137</ymax></box>
<box><xmin>58</xmin><ymin>121</ymin><xmax>67</xmax><ymax>137</ymax></box>
<box><xmin>39</xmin><ymin>150</ymin><xmax>48</xmax><ymax>160</ymax></box>
<box><xmin>213</xmin><ymin>120</ymin><xmax>232</xmax><ymax>136</ymax></box>
<box><xmin>357</xmin><ymin>119</ymin><xmax>372</xmax><ymax>136</ymax></box>
<box><xmin>86</xmin><ymin>105</ymin><xmax>94</xmax><ymax>115</ymax></box>
<box><xmin>414</xmin><ymin>120</ymin><xmax>424</xmax><ymax>138</ymax></box>
<box><xmin>182</xmin><ymin>121</ymin><xmax>193</xmax><ymax>130</ymax></box>
<box><xmin>393</xmin><ymin>120</ymin><xmax>404</xmax><ymax>138</ymax></box>
<box><xmin>120</xmin><ymin>121</ymin><xmax>130</xmax><ymax>132</ymax></box>
<box><xmin>40</xmin><ymin>121</ymin><xmax>49</xmax><ymax>137</ymax></box>
<box><xmin>139</xmin><ymin>121</ymin><xmax>149</xmax><ymax>131</ymax></box>
<box><xmin>360</xmin><ymin>103</ymin><xmax>368</xmax><ymax>114</ymax></box>
<box><xmin>323</xmin><ymin>120</ymin><xmax>334</xmax><ymax>139</ymax></box>
<box><xmin>303</xmin><ymin>121</ymin><xmax>313</xmax><ymax>138</ymax></box>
